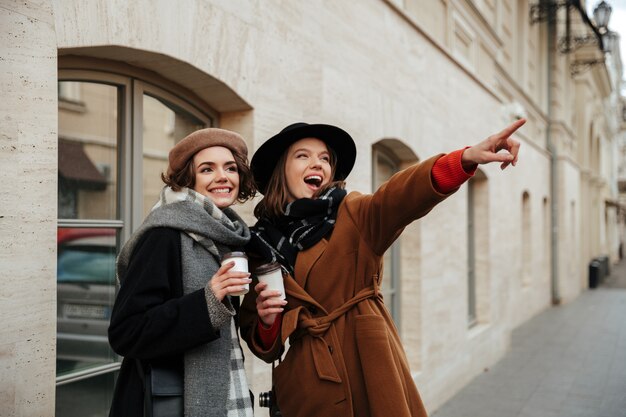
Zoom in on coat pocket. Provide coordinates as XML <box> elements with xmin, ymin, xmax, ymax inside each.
<box><xmin>272</xmin><ymin>338</ymin><xmax>348</xmax><ymax>417</ymax></box>
<box><xmin>355</xmin><ymin>314</ymin><xmax>412</xmax><ymax>417</ymax></box>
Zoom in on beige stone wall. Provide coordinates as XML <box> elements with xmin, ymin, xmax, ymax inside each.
<box><xmin>1</xmin><ymin>0</ymin><xmax>622</xmax><ymax>415</ymax></box>
<box><xmin>0</xmin><ymin>1</ymin><xmax>58</xmax><ymax>415</ymax></box>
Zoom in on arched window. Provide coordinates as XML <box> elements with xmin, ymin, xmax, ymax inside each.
<box><xmin>372</xmin><ymin>145</ymin><xmax>402</xmax><ymax>321</ymax></box>
<box><xmin>543</xmin><ymin>196</ymin><xmax>551</xmax><ymax>282</ymax></box>
<box><xmin>371</xmin><ymin>138</ymin><xmax>421</xmax><ymax>369</ymax></box>
<box><xmin>571</xmin><ymin>200</ymin><xmax>577</xmax><ymax>277</ymax></box>
<box><xmin>56</xmin><ymin>60</ymin><xmax>218</xmax><ymax>414</ymax></box>
<box><xmin>521</xmin><ymin>191</ymin><xmax>532</xmax><ymax>286</ymax></box>
<box><xmin>468</xmin><ymin>169</ymin><xmax>489</xmax><ymax>326</ymax></box>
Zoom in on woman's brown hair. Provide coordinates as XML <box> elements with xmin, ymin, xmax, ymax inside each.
<box><xmin>253</xmin><ymin>145</ymin><xmax>344</xmax><ymax>220</ymax></box>
<box><xmin>161</xmin><ymin>147</ymin><xmax>256</xmax><ymax>203</ymax></box>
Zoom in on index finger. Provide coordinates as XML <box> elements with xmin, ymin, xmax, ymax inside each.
<box><xmin>217</xmin><ymin>260</ymin><xmax>235</xmax><ymax>274</ymax></box>
<box><xmin>494</xmin><ymin>118</ymin><xmax>526</xmax><ymax>140</ymax></box>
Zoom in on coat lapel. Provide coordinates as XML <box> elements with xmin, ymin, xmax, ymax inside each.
<box><xmin>294</xmin><ymin>238</ymin><xmax>327</xmax><ymax>290</ymax></box>
<box><xmin>279</xmin><ymin>239</ymin><xmax>328</xmax><ymax>314</ymax></box>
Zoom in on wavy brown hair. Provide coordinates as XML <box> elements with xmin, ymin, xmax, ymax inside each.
<box><xmin>253</xmin><ymin>145</ymin><xmax>344</xmax><ymax>220</ymax></box>
<box><xmin>161</xmin><ymin>147</ymin><xmax>256</xmax><ymax>203</ymax></box>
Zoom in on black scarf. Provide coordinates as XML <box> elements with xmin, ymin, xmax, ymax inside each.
<box><xmin>248</xmin><ymin>187</ymin><xmax>347</xmax><ymax>274</ymax></box>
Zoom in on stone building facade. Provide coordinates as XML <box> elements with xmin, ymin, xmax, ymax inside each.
<box><xmin>1</xmin><ymin>0</ymin><xmax>623</xmax><ymax>415</ymax></box>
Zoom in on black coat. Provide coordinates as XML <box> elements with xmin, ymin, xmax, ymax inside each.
<box><xmin>108</xmin><ymin>227</ymin><xmax>237</xmax><ymax>416</ymax></box>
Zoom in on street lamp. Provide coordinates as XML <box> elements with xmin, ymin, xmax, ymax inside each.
<box><xmin>593</xmin><ymin>1</ymin><xmax>612</xmax><ymax>34</ymax></box>
<box><xmin>530</xmin><ymin>1</ymin><xmax>612</xmax><ymax>53</ymax></box>
<box><xmin>529</xmin><ymin>0</ymin><xmax>614</xmax><ymax>74</ymax></box>
<box><xmin>570</xmin><ymin>1</ymin><xmax>615</xmax><ymax>75</ymax></box>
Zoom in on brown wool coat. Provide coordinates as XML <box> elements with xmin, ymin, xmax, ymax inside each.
<box><xmin>240</xmin><ymin>155</ymin><xmax>455</xmax><ymax>417</ymax></box>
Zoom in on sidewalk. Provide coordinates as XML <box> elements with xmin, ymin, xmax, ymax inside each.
<box><xmin>432</xmin><ymin>260</ymin><xmax>626</xmax><ymax>417</ymax></box>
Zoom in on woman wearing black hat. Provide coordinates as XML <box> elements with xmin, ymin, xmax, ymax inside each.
<box><xmin>108</xmin><ymin>128</ymin><xmax>256</xmax><ymax>417</ymax></box>
<box><xmin>240</xmin><ymin>120</ymin><xmax>524</xmax><ymax>417</ymax></box>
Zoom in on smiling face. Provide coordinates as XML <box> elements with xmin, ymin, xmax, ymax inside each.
<box><xmin>192</xmin><ymin>146</ymin><xmax>240</xmax><ymax>208</ymax></box>
<box><xmin>284</xmin><ymin>138</ymin><xmax>333</xmax><ymax>202</ymax></box>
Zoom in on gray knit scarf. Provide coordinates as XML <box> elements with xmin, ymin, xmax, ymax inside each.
<box><xmin>116</xmin><ymin>187</ymin><xmax>253</xmax><ymax>417</ymax></box>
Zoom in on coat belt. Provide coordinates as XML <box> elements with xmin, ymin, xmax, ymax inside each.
<box><xmin>281</xmin><ymin>285</ymin><xmax>381</xmax><ymax>383</ymax></box>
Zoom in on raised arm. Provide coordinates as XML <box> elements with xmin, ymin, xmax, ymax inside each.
<box><xmin>346</xmin><ymin>154</ymin><xmax>450</xmax><ymax>255</ymax></box>
<box><xmin>348</xmin><ymin>118</ymin><xmax>525</xmax><ymax>256</ymax></box>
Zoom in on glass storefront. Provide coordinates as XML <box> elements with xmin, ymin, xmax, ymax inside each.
<box><xmin>56</xmin><ymin>72</ymin><xmax>212</xmax><ymax>415</ymax></box>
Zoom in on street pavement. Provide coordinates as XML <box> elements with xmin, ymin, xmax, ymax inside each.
<box><xmin>432</xmin><ymin>259</ymin><xmax>626</xmax><ymax>417</ymax></box>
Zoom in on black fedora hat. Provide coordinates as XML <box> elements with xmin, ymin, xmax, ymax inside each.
<box><xmin>251</xmin><ymin>122</ymin><xmax>357</xmax><ymax>194</ymax></box>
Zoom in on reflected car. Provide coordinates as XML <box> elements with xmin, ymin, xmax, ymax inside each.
<box><xmin>57</xmin><ymin>228</ymin><xmax>118</xmax><ymax>364</ymax></box>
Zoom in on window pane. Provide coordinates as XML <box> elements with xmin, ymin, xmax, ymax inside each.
<box><xmin>56</xmin><ymin>371</ymin><xmax>117</xmax><ymax>417</ymax></box>
<box><xmin>374</xmin><ymin>150</ymin><xmax>400</xmax><ymax>317</ymax></box>
<box><xmin>381</xmin><ymin>250</ymin><xmax>393</xmax><ymax>296</ymax></box>
<box><xmin>468</xmin><ymin>180</ymin><xmax>476</xmax><ymax>323</ymax></box>
<box><xmin>142</xmin><ymin>94</ymin><xmax>206</xmax><ymax>218</ymax></box>
<box><xmin>58</xmin><ymin>82</ymin><xmax>119</xmax><ymax>220</ymax></box>
<box><xmin>56</xmin><ymin>227</ymin><xmax>118</xmax><ymax>376</ymax></box>
<box><xmin>375</xmin><ymin>154</ymin><xmax>396</xmax><ymax>189</ymax></box>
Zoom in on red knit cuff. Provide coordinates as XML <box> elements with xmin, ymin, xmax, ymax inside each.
<box><xmin>431</xmin><ymin>147</ymin><xmax>476</xmax><ymax>194</ymax></box>
<box><xmin>258</xmin><ymin>314</ymin><xmax>282</xmax><ymax>349</ymax></box>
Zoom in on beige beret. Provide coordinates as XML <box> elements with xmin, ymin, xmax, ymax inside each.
<box><xmin>167</xmin><ymin>128</ymin><xmax>248</xmax><ymax>176</ymax></box>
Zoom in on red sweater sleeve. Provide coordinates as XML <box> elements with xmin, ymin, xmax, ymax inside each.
<box><xmin>431</xmin><ymin>148</ymin><xmax>476</xmax><ymax>194</ymax></box>
<box><xmin>257</xmin><ymin>314</ymin><xmax>282</xmax><ymax>349</ymax></box>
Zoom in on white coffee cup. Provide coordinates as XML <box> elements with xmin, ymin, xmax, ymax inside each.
<box><xmin>221</xmin><ymin>251</ymin><xmax>249</xmax><ymax>296</ymax></box>
<box><xmin>255</xmin><ymin>262</ymin><xmax>285</xmax><ymax>300</ymax></box>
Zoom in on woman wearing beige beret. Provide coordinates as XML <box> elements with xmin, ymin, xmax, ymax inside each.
<box><xmin>108</xmin><ymin>128</ymin><xmax>256</xmax><ymax>417</ymax></box>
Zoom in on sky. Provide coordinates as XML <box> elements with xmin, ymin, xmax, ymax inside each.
<box><xmin>586</xmin><ymin>0</ymin><xmax>626</xmax><ymax>82</ymax></box>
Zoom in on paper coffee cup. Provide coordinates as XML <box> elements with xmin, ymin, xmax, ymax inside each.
<box><xmin>255</xmin><ymin>262</ymin><xmax>285</xmax><ymax>300</ymax></box>
<box><xmin>221</xmin><ymin>251</ymin><xmax>249</xmax><ymax>296</ymax></box>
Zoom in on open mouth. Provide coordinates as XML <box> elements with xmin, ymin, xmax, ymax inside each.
<box><xmin>304</xmin><ymin>175</ymin><xmax>323</xmax><ymax>189</ymax></box>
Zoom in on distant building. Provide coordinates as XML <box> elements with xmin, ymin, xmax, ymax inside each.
<box><xmin>1</xmin><ymin>1</ymin><xmax>623</xmax><ymax>415</ymax></box>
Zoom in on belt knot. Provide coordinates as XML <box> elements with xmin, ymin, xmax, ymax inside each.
<box><xmin>280</xmin><ymin>286</ymin><xmax>380</xmax><ymax>383</ymax></box>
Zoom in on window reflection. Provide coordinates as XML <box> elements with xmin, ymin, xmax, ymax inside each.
<box><xmin>56</xmin><ymin>227</ymin><xmax>118</xmax><ymax>375</ymax></box>
<box><xmin>56</xmin><ymin>371</ymin><xmax>117</xmax><ymax>417</ymax></box>
<box><xmin>142</xmin><ymin>94</ymin><xmax>205</xmax><ymax>218</ymax></box>
<box><xmin>58</xmin><ymin>82</ymin><xmax>118</xmax><ymax>220</ymax></box>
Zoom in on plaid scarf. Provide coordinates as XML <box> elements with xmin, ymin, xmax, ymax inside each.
<box><xmin>248</xmin><ymin>187</ymin><xmax>347</xmax><ymax>274</ymax></box>
<box><xmin>226</xmin><ymin>320</ymin><xmax>251</xmax><ymax>417</ymax></box>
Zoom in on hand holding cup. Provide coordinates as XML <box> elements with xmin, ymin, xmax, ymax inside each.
<box><xmin>255</xmin><ymin>262</ymin><xmax>288</xmax><ymax>327</ymax></box>
<box><xmin>210</xmin><ymin>253</ymin><xmax>251</xmax><ymax>301</ymax></box>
